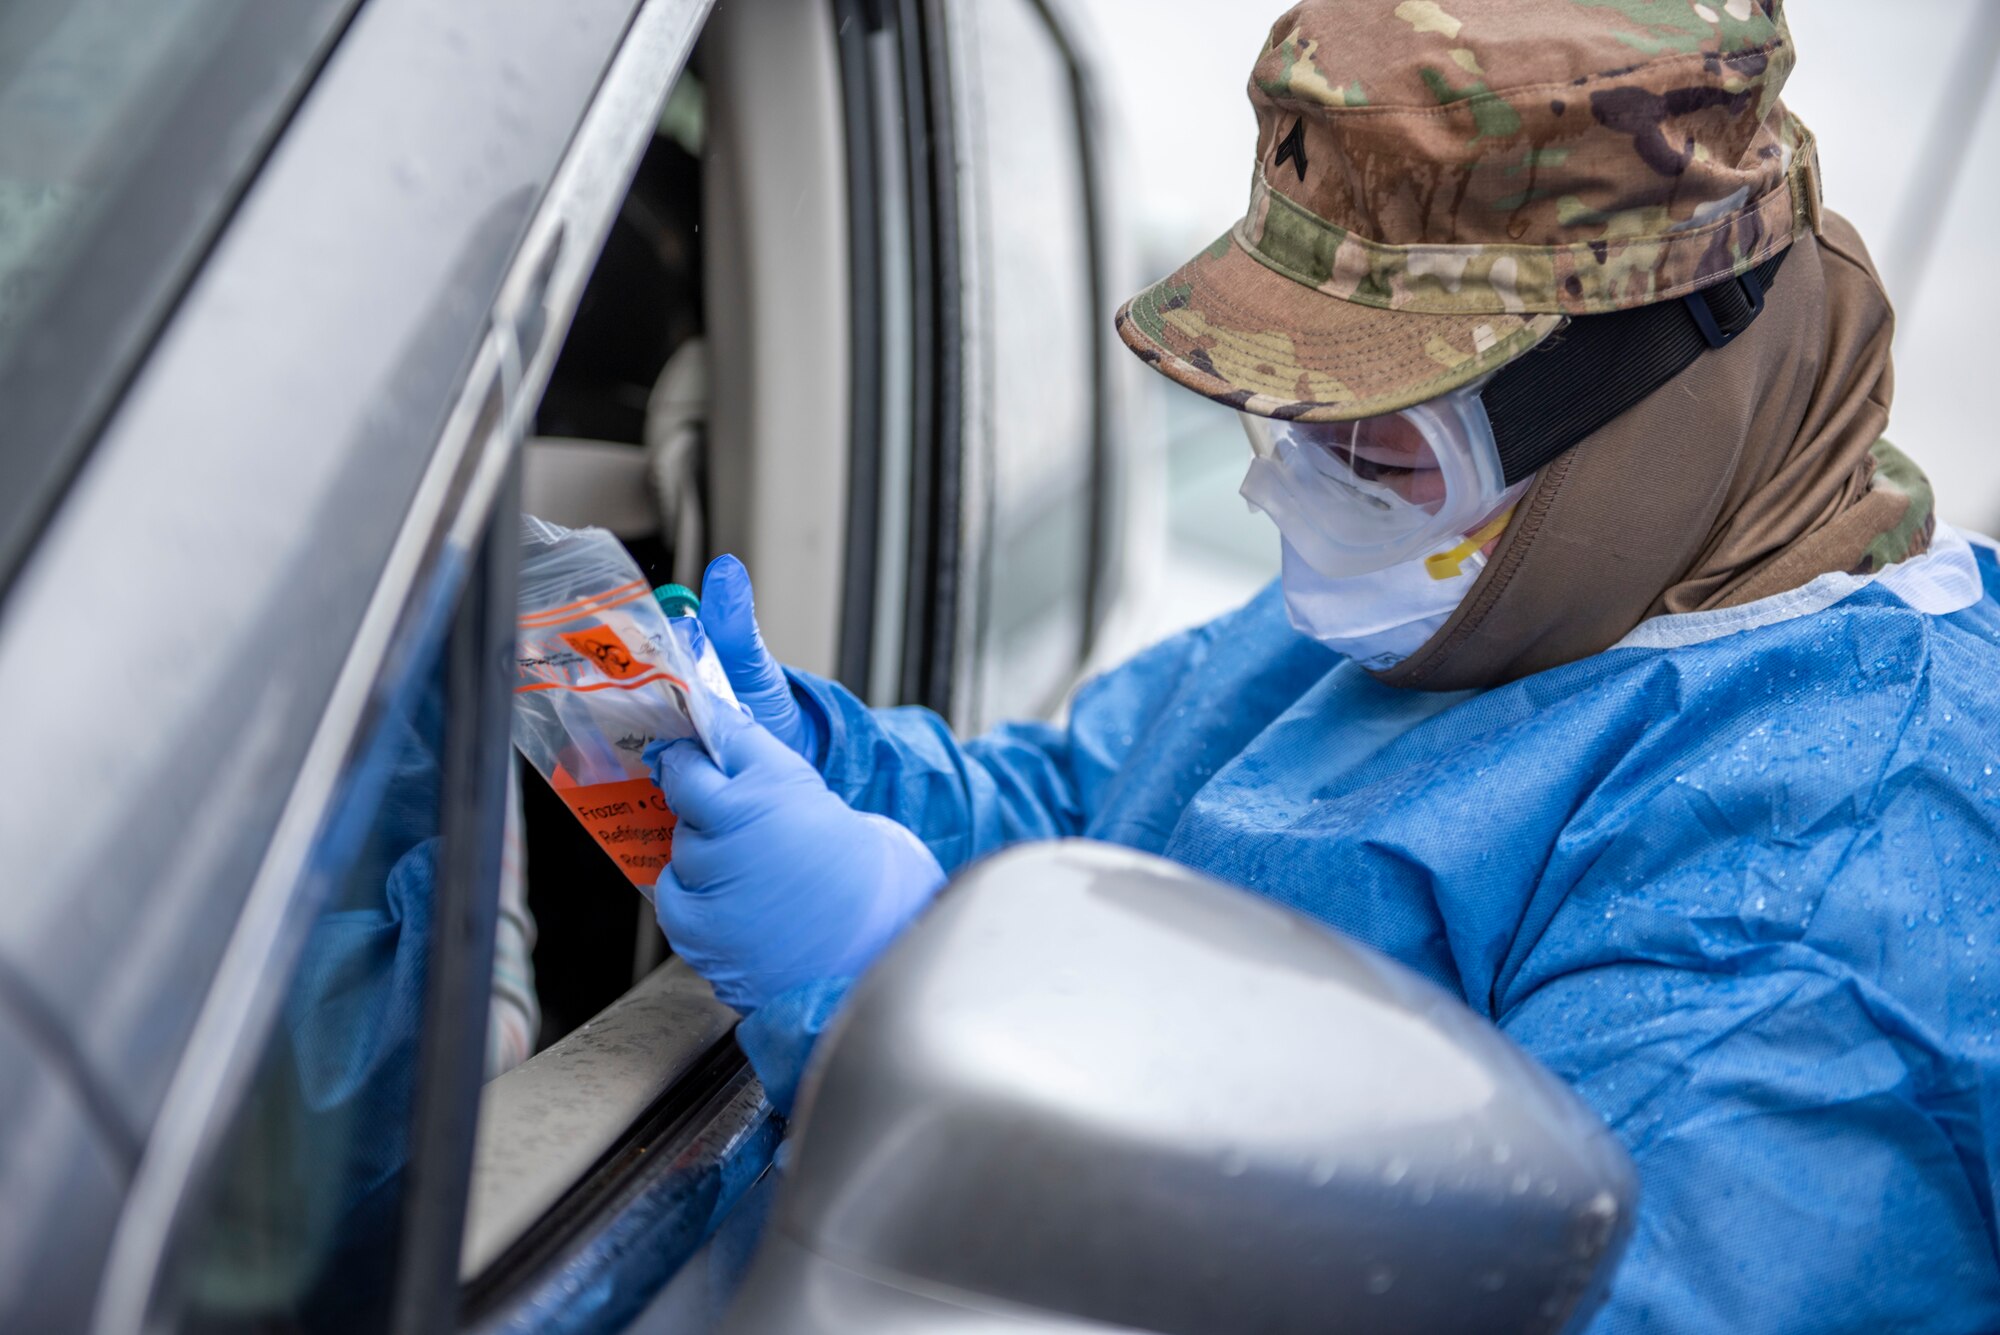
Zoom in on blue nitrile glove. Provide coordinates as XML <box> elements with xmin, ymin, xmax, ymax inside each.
<box><xmin>644</xmin><ymin>705</ymin><xmax>944</xmax><ymax>1014</ymax></box>
<box><xmin>698</xmin><ymin>554</ymin><xmax>824</xmax><ymax>763</ymax></box>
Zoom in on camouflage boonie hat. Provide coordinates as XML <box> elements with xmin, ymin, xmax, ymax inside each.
<box><xmin>1116</xmin><ymin>0</ymin><xmax>1825</xmax><ymax>422</ymax></box>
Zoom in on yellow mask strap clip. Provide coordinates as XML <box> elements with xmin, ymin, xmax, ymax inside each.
<box><xmin>1423</xmin><ymin>508</ymin><xmax>1515</xmax><ymax>581</ymax></box>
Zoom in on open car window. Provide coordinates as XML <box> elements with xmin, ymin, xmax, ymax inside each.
<box><xmin>442</xmin><ymin>0</ymin><xmax>799</xmax><ymax>1319</ymax></box>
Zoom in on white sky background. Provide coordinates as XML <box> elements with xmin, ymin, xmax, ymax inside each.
<box><xmin>1076</xmin><ymin>0</ymin><xmax>2000</xmax><ymax>533</ymax></box>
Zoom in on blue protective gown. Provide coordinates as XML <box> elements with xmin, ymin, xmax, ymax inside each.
<box><xmin>742</xmin><ymin>537</ymin><xmax>2000</xmax><ymax>1334</ymax></box>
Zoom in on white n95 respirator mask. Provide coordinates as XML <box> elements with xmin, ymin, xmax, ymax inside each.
<box><xmin>1238</xmin><ymin>381</ymin><xmax>1531</xmax><ymax>668</ymax></box>
<box><xmin>1274</xmin><ymin>529</ymin><xmax>1499</xmax><ymax>670</ymax></box>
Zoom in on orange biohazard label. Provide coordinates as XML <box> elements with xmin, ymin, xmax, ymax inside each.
<box><xmin>559</xmin><ymin>624</ymin><xmax>651</xmax><ymax>681</ymax></box>
<box><xmin>553</xmin><ymin>775</ymin><xmax>678</xmax><ymax>887</ymax></box>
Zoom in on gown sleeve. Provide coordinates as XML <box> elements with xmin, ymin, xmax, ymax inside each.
<box><xmin>741</xmin><ymin>590</ymin><xmax>1327</xmax><ymax>1114</ymax></box>
<box><xmin>733</xmin><ymin>618</ymin><xmax>1233</xmax><ymax>1111</ymax></box>
<box><xmin>784</xmin><ymin>618</ymin><xmax>1220</xmax><ymax>874</ymax></box>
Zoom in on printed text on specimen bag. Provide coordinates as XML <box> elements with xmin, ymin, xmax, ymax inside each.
<box><xmin>513</xmin><ymin>516</ymin><xmax>744</xmax><ymax>891</ymax></box>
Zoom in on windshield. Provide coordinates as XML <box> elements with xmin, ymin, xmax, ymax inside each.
<box><xmin>0</xmin><ymin>0</ymin><xmax>357</xmax><ymax>591</ymax></box>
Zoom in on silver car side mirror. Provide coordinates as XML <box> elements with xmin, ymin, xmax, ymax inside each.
<box><xmin>723</xmin><ymin>842</ymin><xmax>1636</xmax><ymax>1334</ymax></box>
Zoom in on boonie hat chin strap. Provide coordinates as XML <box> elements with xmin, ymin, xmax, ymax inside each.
<box><xmin>1485</xmin><ymin>247</ymin><xmax>1792</xmax><ymax>486</ymax></box>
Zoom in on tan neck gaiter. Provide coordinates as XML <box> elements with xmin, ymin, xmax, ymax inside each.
<box><xmin>1376</xmin><ymin>210</ymin><xmax>1927</xmax><ymax>694</ymax></box>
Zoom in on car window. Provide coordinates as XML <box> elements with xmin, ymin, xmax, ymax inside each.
<box><xmin>143</xmin><ymin>578</ymin><xmax>490</xmax><ymax>1334</ymax></box>
<box><xmin>950</xmin><ymin>0</ymin><xmax>1100</xmax><ymax>726</ymax></box>
<box><xmin>0</xmin><ymin>0</ymin><xmax>357</xmax><ymax>588</ymax></box>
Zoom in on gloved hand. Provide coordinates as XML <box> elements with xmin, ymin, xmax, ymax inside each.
<box><xmin>645</xmin><ymin>705</ymin><xmax>944</xmax><ymax>1014</ymax></box>
<box><xmin>697</xmin><ymin>554</ymin><xmax>823</xmax><ymax>762</ymax></box>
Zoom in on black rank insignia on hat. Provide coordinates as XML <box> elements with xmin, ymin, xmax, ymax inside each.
<box><xmin>1275</xmin><ymin>117</ymin><xmax>1308</xmax><ymax>182</ymax></box>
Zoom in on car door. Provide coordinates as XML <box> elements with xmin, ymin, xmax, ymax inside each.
<box><xmin>120</xmin><ymin>2</ymin><xmax>748</xmax><ymax>1329</ymax></box>
<box><xmin>0</xmin><ymin>0</ymin><xmax>682</xmax><ymax>1329</ymax></box>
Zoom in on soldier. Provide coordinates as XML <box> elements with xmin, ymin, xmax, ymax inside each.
<box><xmin>650</xmin><ymin>2</ymin><xmax>2000</xmax><ymax>1328</ymax></box>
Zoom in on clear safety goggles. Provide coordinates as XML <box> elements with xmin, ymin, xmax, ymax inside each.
<box><xmin>1238</xmin><ymin>377</ymin><xmax>1530</xmax><ymax>578</ymax></box>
